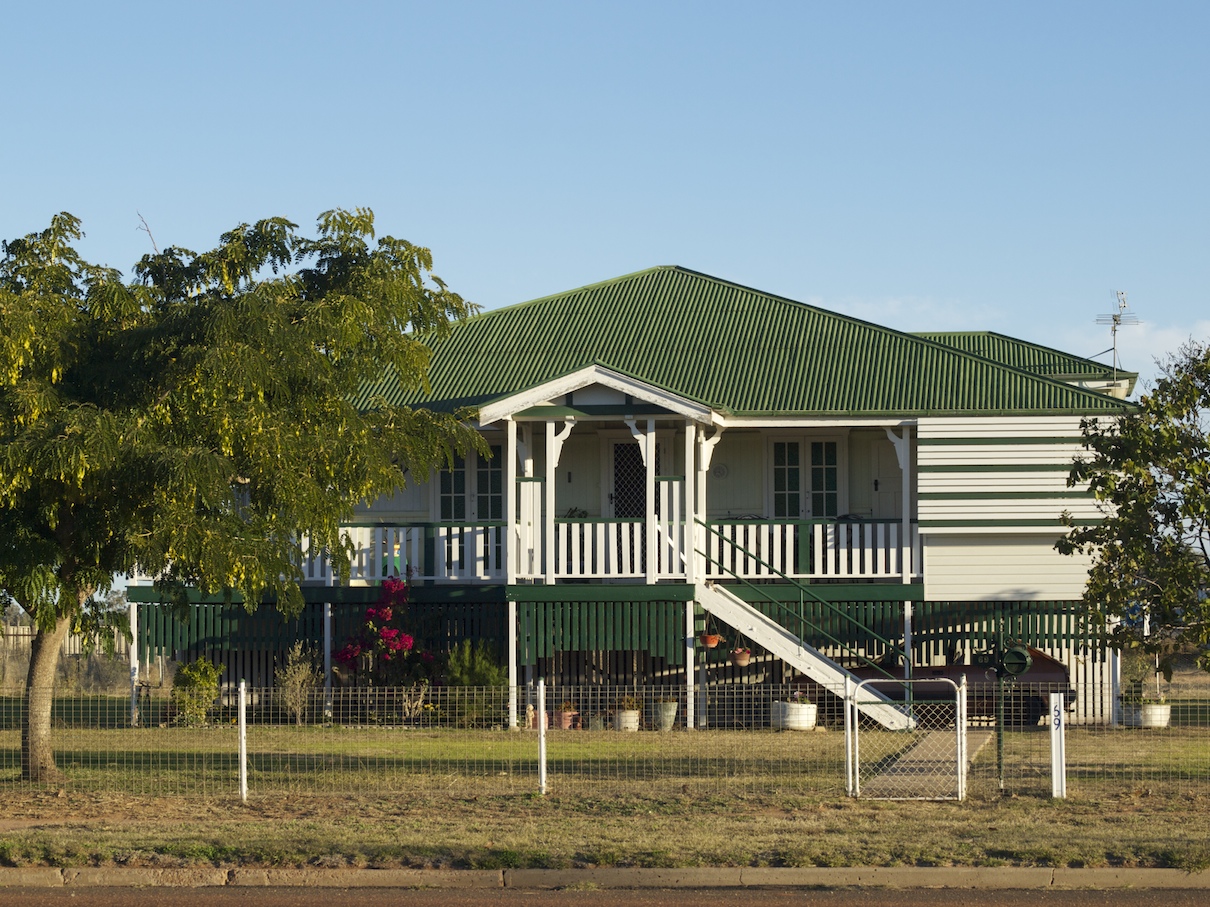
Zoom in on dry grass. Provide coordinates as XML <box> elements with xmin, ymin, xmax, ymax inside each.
<box><xmin>1</xmin><ymin>723</ymin><xmax>1209</xmax><ymax>872</ymax></box>
<box><xmin>0</xmin><ymin>787</ymin><xmax>1206</xmax><ymax>872</ymax></box>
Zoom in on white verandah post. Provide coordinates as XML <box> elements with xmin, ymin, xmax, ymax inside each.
<box><xmin>645</xmin><ymin>418</ymin><xmax>657</xmax><ymax>585</ymax></box>
<box><xmin>683</xmin><ymin>421</ymin><xmax>697</xmax><ymax>730</ymax></box>
<box><xmin>506</xmin><ymin>417</ymin><xmax>518</xmax><ymax>729</ymax></box>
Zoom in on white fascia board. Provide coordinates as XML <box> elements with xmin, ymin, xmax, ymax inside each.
<box><xmin>719</xmin><ymin>416</ymin><xmax>918</xmax><ymax>429</ymax></box>
<box><xmin>477</xmin><ymin>365</ymin><xmax>719</xmax><ymax>426</ymax></box>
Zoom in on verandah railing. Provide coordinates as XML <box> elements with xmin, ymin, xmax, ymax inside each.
<box><xmin>134</xmin><ymin>518</ymin><xmax>919</xmax><ymax>587</ymax></box>
<box><xmin>701</xmin><ymin>519</ymin><xmax>920</xmax><ymax>581</ymax></box>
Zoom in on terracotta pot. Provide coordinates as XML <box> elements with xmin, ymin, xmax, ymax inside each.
<box><xmin>699</xmin><ymin>633</ymin><xmax>723</xmax><ymax>648</ymax></box>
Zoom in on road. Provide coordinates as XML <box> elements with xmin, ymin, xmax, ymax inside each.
<box><xmin>0</xmin><ymin>889</ymin><xmax>1204</xmax><ymax>907</ymax></box>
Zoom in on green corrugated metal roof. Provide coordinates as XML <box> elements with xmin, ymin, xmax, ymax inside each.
<box><xmin>358</xmin><ymin>267</ymin><xmax>1133</xmax><ymax>417</ymax></box>
<box><xmin>914</xmin><ymin>331</ymin><xmax>1137</xmax><ymax>390</ymax></box>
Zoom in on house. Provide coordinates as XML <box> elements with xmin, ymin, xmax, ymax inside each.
<box><xmin>129</xmin><ymin>266</ymin><xmax>1133</xmax><ymax>724</ymax></box>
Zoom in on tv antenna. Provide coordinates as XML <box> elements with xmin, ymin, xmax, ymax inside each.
<box><xmin>1094</xmin><ymin>291</ymin><xmax>1140</xmax><ymax>389</ymax></box>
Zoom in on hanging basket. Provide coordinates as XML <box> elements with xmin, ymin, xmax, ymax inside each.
<box><xmin>730</xmin><ymin>648</ymin><xmax>751</xmax><ymax>667</ymax></box>
<box><xmin>699</xmin><ymin>633</ymin><xmax>723</xmax><ymax>649</ymax></box>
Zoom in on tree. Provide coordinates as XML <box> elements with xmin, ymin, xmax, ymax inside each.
<box><xmin>0</xmin><ymin>210</ymin><xmax>483</xmax><ymax>780</ymax></box>
<box><xmin>1058</xmin><ymin>340</ymin><xmax>1210</xmax><ymax>678</ymax></box>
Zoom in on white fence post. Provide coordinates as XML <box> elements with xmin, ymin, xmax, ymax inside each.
<box><xmin>323</xmin><ymin>602</ymin><xmax>333</xmax><ymax>722</ymax></box>
<box><xmin>958</xmin><ymin>675</ymin><xmax>968</xmax><ymax>801</ymax></box>
<box><xmin>537</xmin><ymin>679</ymin><xmax>547</xmax><ymax>796</ymax></box>
<box><xmin>129</xmin><ymin>597</ymin><xmax>140</xmax><ymax>728</ymax></box>
<box><xmin>1049</xmin><ymin>692</ymin><xmax>1067</xmax><ymax>799</ymax></box>
<box><xmin>844</xmin><ymin>675</ymin><xmax>854</xmax><ymax>797</ymax></box>
<box><xmin>238</xmin><ymin>680</ymin><xmax>248</xmax><ymax>803</ymax></box>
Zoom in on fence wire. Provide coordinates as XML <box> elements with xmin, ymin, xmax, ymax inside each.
<box><xmin>1</xmin><ymin>682</ymin><xmax>1207</xmax><ymax>802</ymax></box>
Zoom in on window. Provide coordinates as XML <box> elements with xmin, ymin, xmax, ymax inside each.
<box><xmin>772</xmin><ymin>441</ymin><xmax>801</xmax><ymax>519</ymax></box>
<box><xmin>810</xmin><ymin>440</ymin><xmax>839</xmax><ymax>518</ymax></box>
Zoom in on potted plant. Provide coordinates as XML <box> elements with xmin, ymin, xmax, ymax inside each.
<box><xmin>698</xmin><ymin>632</ymin><xmax>723</xmax><ymax>648</ymax></box>
<box><xmin>1120</xmin><ymin>683</ymin><xmax>1171</xmax><ymax>728</ymax></box>
<box><xmin>614</xmin><ymin>694</ymin><xmax>641</xmax><ymax>731</ymax></box>
<box><xmin>1119</xmin><ymin>648</ymin><xmax>1172</xmax><ymax>728</ymax></box>
<box><xmin>652</xmin><ymin>695</ymin><xmax>679</xmax><ymax>731</ymax></box>
<box><xmin>771</xmin><ymin>689</ymin><xmax>817</xmax><ymax>730</ymax></box>
<box><xmin>730</xmin><ymin>646</ymin><xmax>751</xmax><ymax>667</ymax></box>
<box><xmin>552</xmin><ymin>699</ymin><xmax>579</xmax><ymax>730</ymax></box>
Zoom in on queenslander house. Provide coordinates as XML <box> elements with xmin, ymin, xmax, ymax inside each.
<box><xmin>128</xmin><ymin>267</ymin><xmax>1135</xmax><ymax>726</ymax></box>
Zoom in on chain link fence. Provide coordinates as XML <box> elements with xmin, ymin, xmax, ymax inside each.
<box><xmin>1</xmin><ymin>682</ymin><xmax>1207</xmax><ymax>801</ymax></box>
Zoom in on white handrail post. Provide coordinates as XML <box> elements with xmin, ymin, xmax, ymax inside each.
<box><xmin>238</xmin><ymin>679</ymin><xmax>248</xmax><ymax>803</ymax></box>
<box><xmin>537</xmin><ymin>679</ymin><xmax>547</xmax><ymax>795</ymax></box>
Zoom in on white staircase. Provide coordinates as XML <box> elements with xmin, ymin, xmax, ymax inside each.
<box><xmin>695</xmin><ymin>582</ymin><xmax>913</xmax><ymax>730</ymax></box>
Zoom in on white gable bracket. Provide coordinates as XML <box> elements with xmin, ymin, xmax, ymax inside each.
<box><xmin>478</xmin><ymin>364</ymin><xmax>718</xmax><ymax>426</ymax></box>
<box><xmin>549</xmin><ymin>419</ymin><xmax>575</xmax><ymax>467</ymax></box>
<box><xmin>699</xmin><ymin>426</ymin><xmax>725</xmax><ymax>471</ymax></box>
<box><xmin>884</xmin><ymin>428</ymin><xmax>909</xmax><ymax>472</ymax></box>
<box><xmin>624</xmin><ymin>418</ymin><xmax>653</xmax><ymax>468</ymax></box>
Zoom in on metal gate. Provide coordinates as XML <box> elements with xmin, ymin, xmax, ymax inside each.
<box><xmin>845</xmin><ymin>677</ymin><xmax>968</xmax><ymax>800</ymax></box>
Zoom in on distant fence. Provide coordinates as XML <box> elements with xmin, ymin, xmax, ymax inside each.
<box><xmin>1</xmin><ymin>625</ymin><xmax>131</xmax><ymax>661</ymax></box>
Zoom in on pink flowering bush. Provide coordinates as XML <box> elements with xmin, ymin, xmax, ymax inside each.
<box><xmin>333</xmin><ymin>577</ymin><xmax>442</xmax><ymax>686</ymax></box>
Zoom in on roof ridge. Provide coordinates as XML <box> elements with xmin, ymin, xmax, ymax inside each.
<box><xmin>915</xmin><ymin>329</ymin><xmax>1139</xmax><ymax>378</ymax></box>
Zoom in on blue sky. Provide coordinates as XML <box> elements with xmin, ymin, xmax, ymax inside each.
<box><xmin>4</xmin><ymin>1</ymin><xmax>1207</xmax><ymax>392</ymax></box>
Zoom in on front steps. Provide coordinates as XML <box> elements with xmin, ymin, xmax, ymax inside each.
<box><xmin>695</xmin><ymin>582</ymin><xmax>912</xmax><ymax>730</ymax></box>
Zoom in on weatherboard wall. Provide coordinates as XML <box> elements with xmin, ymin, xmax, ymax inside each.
<box><xmin>916</xmin><ymin>415</ymin><xmax>1097</xmax><ymax>600</ymax></box>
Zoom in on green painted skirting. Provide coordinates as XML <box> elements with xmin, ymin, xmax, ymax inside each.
<box><xmin>508</xmin><ymin>584</ymin><xmax>695</xmax><ymax>603</ymax></box>
<box><xmin>518</xmin><ymin>598</ymin><xmax>686</xmax><ymax>664</ymax></box>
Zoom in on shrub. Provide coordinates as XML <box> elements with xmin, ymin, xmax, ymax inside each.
<box><xmin>444</xmin><ymin>640</ymin><xmax>507</xmax><ymax>687</ymax></box>
<box><xmin>275</xmin><ymin>642</ymin><xmax>320</xmax><ymax>725</ymax></box>
<box><xmin>170</xmin><ymin>657</ymin><xmax>220</xmax><ymax>726</ymax></box>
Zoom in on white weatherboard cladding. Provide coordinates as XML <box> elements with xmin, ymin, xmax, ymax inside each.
<box><xmin>917</xmin><ymin>415</ymin><xmax>1098</xmax><ymax>531</ymax></box>
<box><xmin>706</xmin><ymin>432</ymin><xmax>764</xmax><ymax>516</ymax></box>
<box><xmin>922</xmin><ymin>474</ymin><xmax>1075</xmax><ymax>492</ymax></box>
<box><xmin>356</xmin><ymin>479</ymin><xmax>429</xmax><ymax>521</ymax></box>
<box><xmin>922</xmin><ymin>499</ymin><xmax>1102</xmax><ymax>521</ymax></box>
<box><xmin>919</xmin><ymin>446</ymin><xmax>1087</xmax><ymax>466</ymax></box>
<box><xmin>916</xmin><ymin>416</ymin><xmax>1092</xmax><ymax>439</ymax></box>
<box><xmin>923</xmin><ymin>535</ymin><xmax>1093</xmax><ymax>601</ymax></box>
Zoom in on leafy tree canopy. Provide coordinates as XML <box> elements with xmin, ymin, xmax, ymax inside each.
<box><xmin>1</xmin><ymin>209</ymin><xmax>484</xmax><ymax>779</ymax></box>
<box><xmin>1058</xmin><ymin>341</ymin><xmax>1210</xmax><ymax>677</ymax></box>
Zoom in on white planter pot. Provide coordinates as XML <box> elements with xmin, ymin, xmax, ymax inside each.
<box><xmin>1123</xmin><ymin>702</ymin><xmax>1171</xmax><ymax>728</ymax></box>
<box><xmin>615</xmin><ymin>709</ymin><xmax>640</xmax><ymax>731</ymax></box>
<box><xmin>652</xmin><ymin>701</ymin><xmax>678</xmax><ymax>731</ymax></box>
<box><xmin>771</xmin><ymin>700</ymin><xmax>817</xmax><ymax>730</ymax></box>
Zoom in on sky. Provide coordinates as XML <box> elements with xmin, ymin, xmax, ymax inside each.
<box><xmin>3</xmin><ymin>1</ymin><xmax>1207</xmax><ymax>393</ymax></box>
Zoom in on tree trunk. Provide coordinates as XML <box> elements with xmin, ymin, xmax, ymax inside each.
<box><xmin>22</xmin><ymin>615</ymin><xmax>72</xmax><ymax>783</ymax></box>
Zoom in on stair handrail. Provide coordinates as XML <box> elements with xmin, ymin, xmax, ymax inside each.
<box><xmin>695</xmin><ymin>518</ymin><xmax>909</xmax><ymax>683</ymax></box>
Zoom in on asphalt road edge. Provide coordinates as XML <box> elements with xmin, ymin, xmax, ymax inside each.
<box><xmin>0</xmin><ymin>866</ymin><xmax>1207</xmax><ymax>890</ymax></box>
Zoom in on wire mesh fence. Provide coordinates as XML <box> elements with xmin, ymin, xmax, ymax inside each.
<box><xmin>1</xmin><ymin>682</ymin><xmax>1207</xmax><ymax>802</ymax></box>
